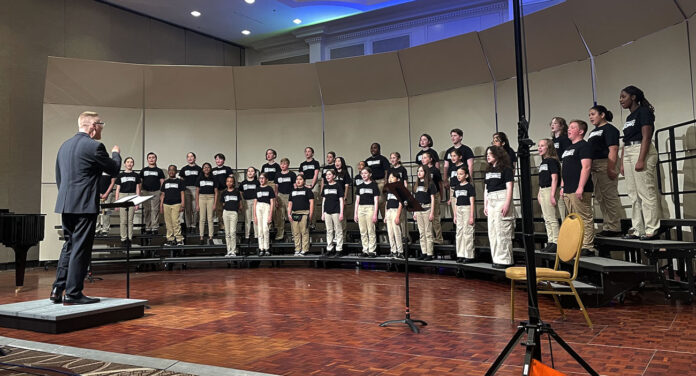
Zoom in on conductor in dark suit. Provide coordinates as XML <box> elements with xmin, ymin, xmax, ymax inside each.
<box><xmin>51</xmin><ymin>111</ymin><xmax>121</xmax><ymax>305</ymax></box>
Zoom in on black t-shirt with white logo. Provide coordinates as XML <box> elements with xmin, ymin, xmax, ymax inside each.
<box><xmin>255</xmin><ymin>185</ymin><xmax>276</xmax><ymax>204</ymax></box>
<box><xmin>99</xmin><ymin>172</ymin><xmax>114</xmax><ymax>194</ymax></box>
<box><xmin>365</xmin><ymin>154</ymin><xmax>390</xmax><ymax>180</ymax></box>
<box><xmin>445</xmin><ymin>144</ymin><xmax>475</xmax><ymax>163</ymax></box>
<box><xmin>239</xmin><ymin>179</ymin><xmax>260</xmax><ymax>200</ymax></box>
<box><xmin>299</xmin><ymin>159</ymin><xmax>321</xmax><ymax>181</ymax></box>
<box><xmin>485</xmin><ymin>167</ymin><xmax>514</xmax><ymax>193</ymax></box>
<box><xmin>388</xmin><ymin>166</ymin><xmax>408</xmax><ymax>182</ymax></box>
<box><xmin>116</xmin><ymin>171</ymin><xmax>140</xmax><ymax>194</ymax></box>
<box><xmin>161</xmin><ymin>178</ymin><xmax>184</xmax><ymax>205</ymax></box>
<box><xmin>416</xmin><ymin>149</ymin><xmax>439</xmax><ymax>165</ymax></box>
<box><xmin>354</xmin><ymin>175</ymin><xmax>364</xmax><ymax>188</ymax></box>
<box><xmin>276</xmin><ymin>171</ymin><xmax>297</xmax><ymax>195</ymax></box>
<box><xmin>179</xmin><ymin>165</ymin><xmax>202</xmax><ymax>187</ymax></box>
<box><xmin>386</xmin><ymin>192</ymin><xmax>402</xmax><ymax>210</ymax></box>
<box><xmin>414</xmin><ymin>181</ymin><xmax>437</xmax><ymax>207</ymax></box>
<box><xmin>356</xmin><ymin>181</ymin><xmax>380</xmax><ymax>206</ymax></box>
<box><xmin>212</xmin><ymin>166</ymin><xmax>234</xmax><ymax>190</ymax></box>
<box><xmin>322</xmin><ymin>182</ymin><xmax>344</xmax><ymax>214</ymax></box>
<box><xmin>220</xmin><ymin>189</ymin><xmax>242</xmax><ymax>211</ymax></box>
<box><xmin>290</xmin><ymin>186</ymin><xmax>313</xmax><ymax>211</ymax></box>
<box><xmin>139</xmin><ymin>167</ymin><xmax>164</xmax><ymax>191</ymax></box>
<box><xmin>453</xmin><ymin>182</ymin><xmax>476</xmax><ymax>206</ymax></box>
<box><xmin>623</xmin><ymin>106</ymin><xmax>655</xmax><ymax>143</ymax></box>
<box><xmin>561</xmin><ymin>140</ymin><xmax>594</xmax><ymax>193</ymax></box>
<box><xmin>321</xmin><ymin>164</ymin><xmax>336</xmax><ymax>183</ymax></box>
<box><xmin>335</xmin><ymin>172</ymin><xmax>352</xmax><ymax>189</ymax></box>
<box><xmin>587</xmin><ymin>124</ymin><xmax>620</xmax><ymax>160</ymax></box>
<box><xmin>196</xmin><ymin>175</ymin><xmax>216</xmax><ymax>195</ymax></box>
<box><xmin>552</xmin><ymin>135</ymin><xmax>572</xmax><ymax>158</ymax></box>
<box><xmin>261</xmin><ymin>163</ymin><xmax>281</xmax><ymax>182</ymax></box>
<box><xmin>538</xmin><ymin>158</ymin><xmax>560</xmax><ymax>188</ymax></box>
<box><xmin>428</xmin><ymin>167</ymin><xmax>443</xmax><ymax>194</ymax></box>
<box><xmin>447</xmin><ymin>163</ymin><xmax>465</xmax><ymax>187</ymax></box>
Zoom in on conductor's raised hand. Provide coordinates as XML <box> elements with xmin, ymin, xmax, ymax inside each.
<box><xmin>112</xmin><ymin>145</ymin><xmax>120</xmax><ymax>154</ymax></box>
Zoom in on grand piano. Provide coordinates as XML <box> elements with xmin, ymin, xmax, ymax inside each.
<box><xmin>0</xmin><ymin>209</ymin><xmax>45</xmax><ymax>291</ymax></box>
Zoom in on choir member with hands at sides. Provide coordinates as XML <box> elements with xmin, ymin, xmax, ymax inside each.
<box><xmin>321</xmin><ymin>169</ymin><xmax>344</xmax><ymax>257</ymax></box>
<box><xmin>536</xmin><ymin>139</ymin><xmax>561</xmax><ymax>253</ymax></box>
<box><xmin>139</xmin><ymin>152</ymin><xmax>165</xmax><ymax>235</ymax></box>
<box><xmin>275</xmin><ymin>158</ymin><xmax>296</xmax><ymax>241</ymax></box>
<box><xmin>420</xmin><ymin>152</ymin><xmax>444</xmax><ymax>244</ymax></box>
<box><xmin>179</xmin><ymin>152</ymin><xmax>202</xmax><ymax>234</ymax></box>
<box><xmin>240</xmin><ymin>167</ymin><xmax>260</xmax><ymax>241</ymax></box>
<box><xmin>115</xmin><ymin>157</ymin><xmax>140</xmax><ymax>246</ymax></box>
<box><xmin>560</xmin><ymin>120</ymin><xmax>596</xmax><ymax>257</ymax></box>
<box><xmin>160</xmin><ymin>165</ymin><xmax>185</xmax><ymax>246</ymax></box>
<box><xmin>388</xmin><ymin>152</ymin><xmax>409</xmax><ymax>240</ymax></box>
<box><xmin>288</xmin><ymin>174</ymin><xmax>314</xmax><ymax>256</ymax></box>
<box><xmin>588</xmin><ymin>105</ymin><xmax>623</xmax><ymax>237</ymax></box>
<box><xmin>261</xmin><ymin>149</ymin><xmax>284</xmax><ymax>241</ymax></box>
<box><xmin>220</xmin><ymin>175</ymin><xmax>243</xmax><ymax>257</ymax></box>
<box><xmin>484</xmin><ymin>146</ymin><xmax>515</xmax><ymax>269</ymax></box>
<box><xmin>333</xmin><ymin>157</ymin><xmax>352</xmax><ymax>239</ymax></box>
<box><xmin>446</xmin><ymin>148</ymin><xmax>465</xmax><ymax>205</ymax></box>
<box><xmin>196</xmin><ymin>162</ymin><xmax>218</xmax><ymax>245</ymax></box>
<box><xmin>254</xmin><ymin>173</ymin><xmax>276</xmax><ymax>256</ymax></box>
<box><xmin>413</xmin><ymin>165</ymin><xmax>437</xmax><ymax>261</ymax></box>
<box><xmin>354</xmin><ymin>167</ymin><xmax>380</xmax><ymax>258</ymax></box>
<box><xmin>549</xmin><ymin>117</ymin><xmax>570</xmax><ymax>219</ymax></box>
<box><xmin>384</xmin><ymin>171</ymin><xmax>405</xmax><ymax>259</ymax></box>
<box><xmin>299</xmin><ymin>147</ymin><xmax>321</xmax><ymax>230</ymax></box>
<box><xmin>212</xmin><ymin>154</ymin><xmax>234</xmax><ymax>232</ymax></box>
<box><xmin>365</xmin><ymin>143</ymin><xmax>391</xmax><ymax>220</ymax></box>
<box><xmin>619</xmin><ymin>85</ymin><xmax>660</xmax><ymax>241</ymax></box>
<box><xmin>452</xmin><ymin>166</ymin><xmax>476</xmax><ymax>263</ymax></box>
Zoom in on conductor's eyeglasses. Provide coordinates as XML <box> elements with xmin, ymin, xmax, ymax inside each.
<box><xmin>93</xmin><ymin>121</ymin><xmax>105</xmax><ymax>127</ymax></box>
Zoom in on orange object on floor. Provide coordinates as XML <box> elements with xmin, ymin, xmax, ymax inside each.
<box><xmin>530</xmin><ymin>359</ymin><xmax>567</xmax><ymax>376</ymax></box>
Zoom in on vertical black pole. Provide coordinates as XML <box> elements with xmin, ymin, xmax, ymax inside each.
<box><xmin>512</xmin><ymin>0</ymin><xmax>541</xmax><ymax>361</ymax></box>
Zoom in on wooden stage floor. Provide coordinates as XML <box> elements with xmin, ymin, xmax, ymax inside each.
<box><xmin>1</xmin><ymin>265</ymin><xmax>694</xmax><ymax>375</ymax></box>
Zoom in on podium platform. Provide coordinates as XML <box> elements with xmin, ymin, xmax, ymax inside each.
<box><xmin>0</xmin><ymin>298</ymin><xmax>148</xmax><ymax>333</ymax></box>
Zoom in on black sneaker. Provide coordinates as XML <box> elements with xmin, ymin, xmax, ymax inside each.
<box><xmin>423</xmin><ymin>255</ymin><xmax>434</xmax><ymax>261</ymax></box>
<box><xmin>456</xmin><ymin>258</ymin><xmax>463</xmax><ymax>263</ymax></box>
<box><xmin>580</xmin><ymin>249</ymin><xmax>596</xmax><ymax>257</ymax></box>
<box><xmin>542</xmin><ymin>243</ymin><xmax>557</xmax><ymax>253</ymax></box>
<box><xmin>598</xmin><ymin>230</ymin><xmax>622</xmax><ymax>237</ymax></box>
<box><xmin>368</xmin><ymin>252</ymin><xmax>377</xmax><ymax>258</ymax></box>
<box><xmin>462</xmin><ymin>258</ymin><xmax>476</xmax><ymax>264</ymax></box>
<box><xmin>176</xmin><ymin>240</ymin><xmax>184</xmax><ymax>246</ymax></box>
<box><xmin>417</xmin><ymin>254</ymin><xmax>426</xmax><ymax>260</ymax></box>
<box><xmin>164</xmin><ymin>240</ymin><xmax>173</xmax><ymax>247</ymax></box>
<box><xmin>208</xmin><ymin>239</ymin><xmax>215</xmax><ymax>245</ymax></box>
<box><xmin>361</xmin><ymin>252</ymin><xmax>369</xmax><ymax>258</ymax></box>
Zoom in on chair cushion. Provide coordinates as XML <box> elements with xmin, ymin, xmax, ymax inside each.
<box><xmin>505</xmin><ymin>267</ymin><xmax>571</xmax><ymax>280</ymax></box>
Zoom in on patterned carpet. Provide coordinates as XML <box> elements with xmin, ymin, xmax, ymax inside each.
<box><xmin>0</xmin><ymin>346</ymin><xmax>193</xmax><ymax>376</ymax></box>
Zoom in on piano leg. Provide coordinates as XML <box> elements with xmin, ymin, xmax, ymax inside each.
<box><xmin>14</xmin><ymin>246</ymin><xmax>28</xmax><ymax>292</ymax></box>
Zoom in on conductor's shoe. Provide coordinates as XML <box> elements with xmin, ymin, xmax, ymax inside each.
<box><xmin>63</xmin><ymin>294</ymin><xmax>100</xmax><ymax>305</ymax></box>
<box><xmin>49</xmin><ymin>287</ymin><xmax>64</xmax><ymax>303</ymax></box>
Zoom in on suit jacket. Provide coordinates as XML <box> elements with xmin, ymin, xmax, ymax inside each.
<box><xmin>55</xmin><ymin>132</ymin><xmax>121</xmax><ymax>214</ymax></box>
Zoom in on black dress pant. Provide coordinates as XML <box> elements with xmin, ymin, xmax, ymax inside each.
<box><xmin>53</xmin><ymin>213</ymin><xmax>97</xmax><ymax>297</ymax></box>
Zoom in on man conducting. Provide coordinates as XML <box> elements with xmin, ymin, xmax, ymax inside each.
<box><xmin>50</xmin><ymin>111</ymin><xmax>121</xmax><ymax>305</ymax></box>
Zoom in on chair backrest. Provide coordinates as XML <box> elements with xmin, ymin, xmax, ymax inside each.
<box><xmin>556</xmin><ymin>213</ymin><xmax>584</xmax><ymax>264</ymax></box>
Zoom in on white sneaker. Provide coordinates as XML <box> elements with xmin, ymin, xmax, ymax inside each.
<box><xmin>294</xmin><ymin>252</ymin><xmax>301</xmax><ymax>256</ymax></box>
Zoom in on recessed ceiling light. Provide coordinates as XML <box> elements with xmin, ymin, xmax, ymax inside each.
<box><xmin>244</xmin><ymin>0</ymin><xmax>255</xmax><ymax>4</ymax></box>
<box><xmin>241</xmin><ymin>30</ymin><xmax>251</xmax><ymax>35</ymax></box>
<box><xmin>190</xmin><ymin>10</ymin><xmax>201</xmax><ymax>17</ymax></box>
<box><xmin>293</xmin><ymin>18</ymin><xmax>302</xmax><ymax>24</ymax></box>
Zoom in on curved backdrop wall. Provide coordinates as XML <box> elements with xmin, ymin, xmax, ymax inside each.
<box><xmin>40</xmin><ymin>0</ymin><xmax>696</xmax><ymax>260</ymax></box>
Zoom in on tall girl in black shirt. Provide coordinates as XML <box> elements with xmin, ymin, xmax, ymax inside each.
<box><xmin>196</xmin><ymin>162</ymin><xmax>217</xmax><ymax>245</ymax></box>
<box><xmin>421</xmin><ymin>152</ymin><xmax>443</xmax><ymax>244</ymax></box>
<box><xmin>536</xmin><ymin>139</ymin><xmax>561</xmax><ymax>253</ymax></box>
<box><xmin>452</xmin><ymin>166</ymin><xmax>476</xmax><ymax>263</ymax></box>
<box><xmin>322</xmin><ymin>169</ymin><xmax>344</xmax><ymax>256</ymax></box>
<box><xmin>384</xmin><ymin>171</ymin><xmax>404</xmax><ymax>258</ymax></box>
<box><xmin>334</xmin><ymin>157</ymin><xmax>352</xmax><ymax>239</ymax></box>
<box><xmin>289</xmin><ymin>174</ymin><xmax>313</xmax><ymax>256</ymax></box>
<box><xmin>221</xmin><ymin>175</ymin><xmax>242</xmax><ymax>256</ymax></box>
<box><xmin>389</xmin><ymin>152</ymin><xmax>409</xmax><ymax>238</ymax></box>
<box><xmin>484</xmin><ymin>146</ymin><xmax>515</xmax><ymax>268</ymax></box>
<box><xmin>115</xmin><ymin>157</ymin><xmax>140</xmax><ymax>244</ymax></box>
<box><xmin>620</xmin><ymin>86</ymin><xmax>660</xmax><ymax>240</ymax></box>
<box><xmin>254</xmin><ymin>173</ymin><xmax>276</xmax><ymax>255</ymax></box>
<box><xmin>240</xmin><ymin>167</ymin><xmax>259</xmax><ymax>240</ymax></box>
<box><xmin>413</xmin><ymin>165</ymin><xmax>436</xmax><ymax>260</ymax></box>
<box><xmin>354</xmin><ymin>167</ymin><xmax>379</xmax><ymax>256</ymax></box>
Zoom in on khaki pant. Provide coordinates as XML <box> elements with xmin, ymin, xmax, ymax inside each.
<box><xmin>97</xmin><ymin>191</ymin><xmax>114</xmax><ymax>233</ymax></box>
<box><xmin>455</xmin><ymin>205</ymin><xmax>475</xmax><ymax>259</ymax></box>
<box><xmin>276</xmin><ymin>192</ymin><xmax>289</xmax><ymax>240</ymax></box>
<box><xmin>198</xmin><ymin>194</ymin><xmax>215</xmax><ymax>238</ymax></box>
<box><xmin>538</xmin><ymin>187</ymin><xmax>560</xmax><ymax>244</ymax></box>
<box><xmin>184</xmin><ymin>186</ymin><xmax>198</xmax><ymax>229</ymax></box>
<box><xmin>415</xmin><ymin>208</ymin><xmax>434</xmax><ymax>256</ymax></box>
<box><xmin>376</xmin><ymin>179</ymin><xmax>386</xmax><ymax>219</ymax></box>
<box><xmin>432</xmin><ymin>192</ymin><xmax>443</xmax><ymax>243</ymax></box>
<box><xmin>563</xmin><ymin>192</ymin><xmax>595</xmax><ymax>250</ymax></box>
<box><xmin>119</xmin><ymin>206</ymin><xmax>135</xmax><ymax>241</ymax></box>
<box><xmin>486</xmin><ymin>190</ymin><xmax>514</xmax><ymax>265</ymax></box>
<box><xmin>591</xmin><ymin>159</ymin><xmax>622</xmax><ymax>232</ymax></box>
<box><xmin>324</xmin><ymin>212</ymin><xmax>343</xmax><ymax>251</ymax></box>
<box><xmin>141</xmin><ymin>189</ymin><xmax>160</xmax><ymax>232</ymax></box>
<box><xmin>256</xmin><ymin>202</ymin><xmax>271</xmax><ymax>250</ymax></box>
<box><xmin>385</xmin><ymin>208</ymin><xmax>403</xmax><ymax>254</ymax></box>
<box><xmin>623</xmin><ymin>143</ymin><xmax>660</xmax><ymax>236</ymax></box>
<box><xmin>557</xmin><ymin>188</ymin><xmax>567</xmax><ymax>220</ymax></box>
<box><xmin>357</xmin><ymin>205</ymin><xmax>377</xmax><ymax>253</ymax></box>
<box><xmin>222</xmin><ymin>210</ymin><xmax>238</xmax><ymax>254</ymax></box>
<box><xmin>291</xmin><ymin>210</ymin><xmax>310</xmax><ymax>252</ymax></box>
<box><xmin>243</xmin><ymin>198</ymin><xmax>258</xmax><ymax>238</ymax></box>
<box><xmin>399</xmin><ymin>204</ymin><xmax>408</xmax><ymax>240</ymax></box>
<box><xmin>163</xmin><ymin>204</ymin><xmax>183</xmax><ymax>242</ymax></box>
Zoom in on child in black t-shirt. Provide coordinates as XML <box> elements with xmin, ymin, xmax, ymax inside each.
<box><xmin>160</xmin><ymin>165</ymin><xmax>185</xmax><ymax>245</ymax></box>
<box><xmin>289</xmin><ymin>175</ymin><xmax>314</xmax><ymax>256</ymax></box>
<box><xmin>421</xmin><ymin>152</ymin><xmax>443</xmax><ymax>245</ymax></box>
<box><xmin>115</xmin><ymin>157</ymin><xmax>141</xmax><ymax>244</ymax></box>
<box><xmin>240</xmin><ymin>167</ymin><xmax>259</xmax><ymax>240</ymax></box>
<box><xmin>413</xmin><ymin>165</ymin><xmax>436</xmax><ymax>260</ymax></box>
<box><xmin>220</xmin><ymin>175</ymin><xmax>242</xmax><ymax>256</ymax></box>
<box><xmin>384</xmin><ymin>171</ymin><xmax>404</xmax><ymax>258</ymax></box>
<box><xmin>484</xmin><ymin>146</ymin><xmax>515</xmax><ymax>268</ymax></box>
<box><xmin>354</xmin><ymin>167</ymin><xmax>380</xmax><ymax>256</ymax></box>
<box><xmin>254</xmin><ymin>173</ymin><xmax>276</xmax><ymax>255</ymax></box>
<box><xmin>452</xmin><ymin>166</ymin><xmax>476</xmax><ymax>263</ymax></box>
<box><xmin>537</xmin><ymin>139</ymin><xmax>561</xmax><ymax>253</ymax></box>
<box><xmin>322</xmin><ymin>169</ymin><xmax>344</xmax><ymax>256</ymax></box>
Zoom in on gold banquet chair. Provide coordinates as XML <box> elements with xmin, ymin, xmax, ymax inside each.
<box><xmin>505</xmin><ymin>213</ymin><xmax>592</xmax><ymax>328</ymax></box>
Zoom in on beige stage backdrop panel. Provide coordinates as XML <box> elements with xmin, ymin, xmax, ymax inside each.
<box><xmin>235</xmin><ymin>107</ymin><xmax>323</xmax><ymax>171</ymax></box>
<box><xmin>143</xmin><ymin>109</ymin><xmax>236</xmax><ymax>170</ymax></box>
<box><xmin>233</xmin><ymin>64</ymin><xmax>321</xmax><ymax>109</ymax></box>
<box><xmin>324</xmin><ymin>98</ymin><xmax>410</xmax><ymax>174</ymax></box>
<box><xmin>144</xmin><ymin>65</ymin><xmax>236</xmax><ymax>110</ymax></box>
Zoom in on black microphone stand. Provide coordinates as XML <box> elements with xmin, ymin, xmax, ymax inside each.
<box><xmin>379</xmin><ymin>182</ymin><xmax>427</xmax><ymax>333</ymax></box>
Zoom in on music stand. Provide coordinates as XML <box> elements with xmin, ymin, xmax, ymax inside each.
<box><xmin>101</xmin><ymin>195</ymin><xmax>154</xmax><ymax>298</ymax></box>
<box><xmin>379</xmin><ymin>182</ymin><xmax>427</xmax><ymax>333</ymax></box>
